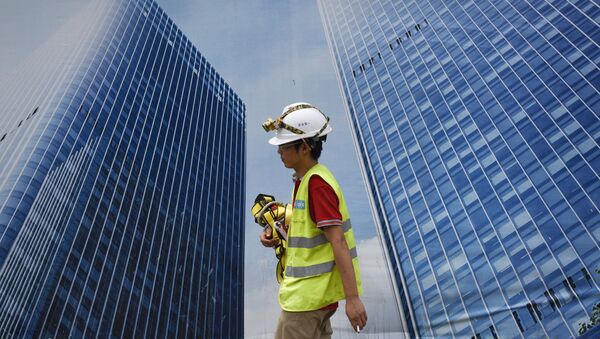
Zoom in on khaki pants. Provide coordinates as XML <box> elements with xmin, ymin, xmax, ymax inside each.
<box><xmin>275</xmin><ymin>309</ymin><xmax>336</xmax><ymax>339</ymax></box>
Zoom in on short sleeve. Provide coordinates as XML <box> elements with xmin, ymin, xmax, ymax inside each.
<box><xmin>308</xmin><ymin>175</ymin><xmax>342</xmax><ymax>228</ymax></box>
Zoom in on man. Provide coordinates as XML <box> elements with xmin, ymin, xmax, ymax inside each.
<box><xmin>260</xmin><ymin>102</ymin><xmax>367</xmax><ymax>338</ymax></box>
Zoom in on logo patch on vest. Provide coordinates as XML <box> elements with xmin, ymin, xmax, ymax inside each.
<box><xmin>294</xmin><ymin>200</ymin><xmax>306</xmax><ymax>209</ymax></box>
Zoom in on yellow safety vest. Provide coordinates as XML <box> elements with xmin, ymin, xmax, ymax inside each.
<box><xmin>279</xmin><ymin>163</ymin><xmax>362</xmax><ymax>311</ymax></box>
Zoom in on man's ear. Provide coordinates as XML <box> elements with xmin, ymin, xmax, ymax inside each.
<box><xmin>301</xmin><ymin>143</ymin><xmax>310</xmax><ymax>155</ymax></box>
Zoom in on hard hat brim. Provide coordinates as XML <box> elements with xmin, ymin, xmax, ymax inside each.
<box><xmin>268</xmin><ymin>126</ymin><xmax>332</xmax><ymax>146</ymax></box>
<box><xmin>268</xmin><ymin>134</ymin><xmax>300</xmax><ymax>145</ymax></box>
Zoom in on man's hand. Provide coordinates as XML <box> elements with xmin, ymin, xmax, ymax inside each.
<box><xmin>259</xmin><ymin>227</ymin><xmax>279</xmax><ymax>247</ymax></box>
<box><xmin>346</xmin><ymin>295</ymin><xmax>367</xmax><ymax>332</ymax></box>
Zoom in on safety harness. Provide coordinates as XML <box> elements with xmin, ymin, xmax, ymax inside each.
<box><xmin>251</xmin><ymin>194</ymin><xmax>292</xmax><ymax>283</ymax></box>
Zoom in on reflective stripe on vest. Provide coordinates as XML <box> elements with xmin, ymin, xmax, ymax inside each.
<box><xmin>285</xmin><ymin>247</ymin><xmax>358</xmax><ymax>278</ymax></box>
<box><xmin>287</xmin><ymin>219</ymin><xmax>353</xmax><ymax>249</ymax></box>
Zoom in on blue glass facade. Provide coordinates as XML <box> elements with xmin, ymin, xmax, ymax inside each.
<box><xmin>319</xmin><ymin>0</ymin><xmax>599</xmax><ymax>337</ymax></box>
<box><xmin>0</xmin><ymin>0</ymin><xmax>245</xmax><ymax>338</ymax></box>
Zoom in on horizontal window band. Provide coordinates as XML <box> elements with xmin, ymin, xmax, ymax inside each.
<box><xmin>288</xmin><ymin>219</ymin><xmax>352</xmax><ymax>249</ymax></box>
<box><xmin>285</xmin><ymin>247</ymin><xmax>358</xmax><ymax>278</ymax></box>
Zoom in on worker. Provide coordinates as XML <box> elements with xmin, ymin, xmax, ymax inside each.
<box><xmin>260</xmin><ymin>102</ymin><xmax>367</xmax><ymax>338</ymax></box>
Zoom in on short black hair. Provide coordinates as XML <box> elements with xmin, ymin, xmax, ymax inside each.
<box><xmin>293</xmin><ymin>136</ymin><xmax>327</xmax><ymax>160</ymax></box>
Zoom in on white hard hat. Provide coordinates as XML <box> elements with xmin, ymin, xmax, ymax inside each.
<box><xmin>263</xmin><ymin>102</ymin><xmax>332</xmax><ymax>146</ymax></box>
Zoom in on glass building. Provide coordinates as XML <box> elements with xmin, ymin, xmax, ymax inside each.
<box><xmin>0</xmin><ymin>0</ymin><xmax>245</xmax><ymax>338</ymax></box>
<box><xmin>319</xmin><ymin>0</ymin><xmax>599</xmax><ymax>337</ymax></box>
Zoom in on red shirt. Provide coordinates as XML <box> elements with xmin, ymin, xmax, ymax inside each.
<box><xmin>292</xmin><ymin>175</ymin><xmax>343</xmax><ymax>228</ymax></box>
<box><xmin>292</xmin><ymin>174</ymin><xmax>341</xmax><ymax>311</ymax></box>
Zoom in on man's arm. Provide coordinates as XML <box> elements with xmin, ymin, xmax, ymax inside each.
<box><xmin>322</xmin><ymin>225</ymin><xmax>367</xmax><ymax>332</ymax></box>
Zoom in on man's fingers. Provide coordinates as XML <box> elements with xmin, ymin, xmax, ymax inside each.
<box><xmin>259</xmin><ymin>230</ymin><xmax>279</xmax><ymax>247</ymax></box>
<box><xmin>260</xmin><ymin>229</ymin><xmax>272</xmax><ymax>240</ymax></box>
<box><xmin>356</xmin><ymin>317</ymin><xmax>366</xmax><ymax>330</ymax></box>
<box><xmin>350</xmin><ymin>318</ymin><xmax>361</xmax><ymax>332</ymax></box>
<box><xmin>351</xmin><ymin>311</ymin><xmax>367</xmax><ymax>332</ymax></box>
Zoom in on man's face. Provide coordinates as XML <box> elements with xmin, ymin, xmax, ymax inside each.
<box><xmin>277</xmin><ymin>141</ymin><xmax>304</xmax><ymax>169</ymax></box>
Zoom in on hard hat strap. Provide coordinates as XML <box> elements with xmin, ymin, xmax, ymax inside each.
<box><xmin>276</xmin><ymin>103</ymin><xmax>330</xmax><ymax>137</ymax></box>
<box><xmin>275</xmin><ymin>120</ymin><xmax>305</xmax><ymax>134</ymax></box>
<box><xmin>280</xmin><ymin>103</ymin><xmax>315</xmax><ymax>119</ymax></box>
<box><xmin>313</xmin><ymin>116</ymin><xmax>330</xmax><ymax>139</ymax></box>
